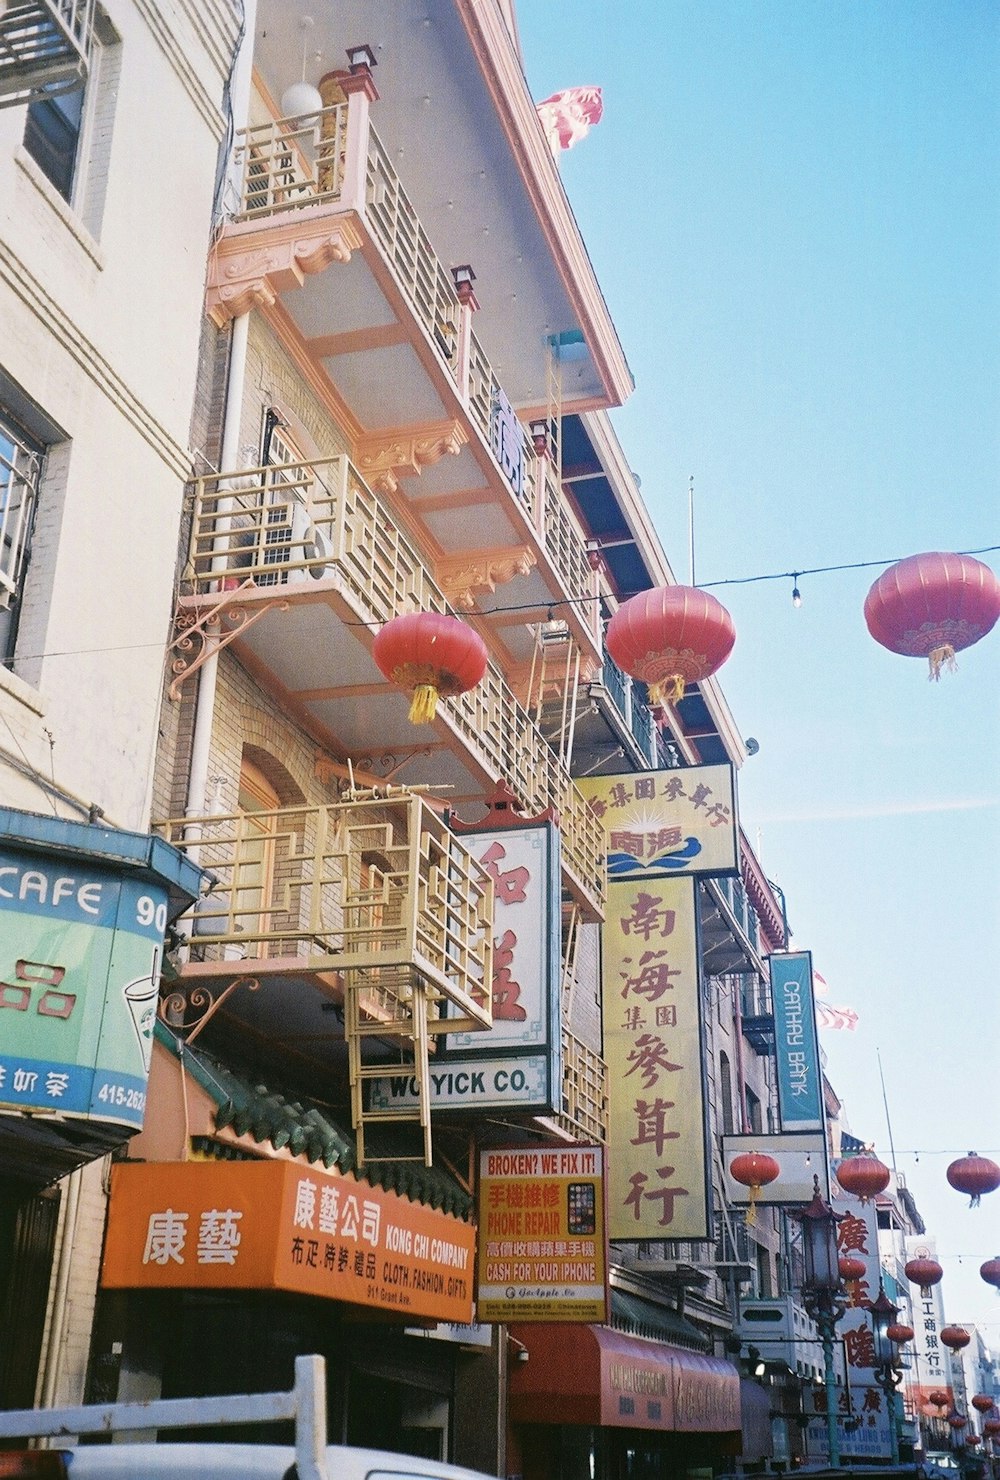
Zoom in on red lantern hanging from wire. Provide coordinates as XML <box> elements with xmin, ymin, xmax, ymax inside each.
<box><xmin>372</xmin><ymin>612</ymin><xmax>488</xmax><ymax>725</ymax></box>
<box><xmin>940</xmin><ymin>1326</ymin><xmax>971</xmax><ymax>1354</ymax></box>
<box><xmin>928</xmin><ymin>1391</ymin><xmax>950</xmax><ymax>1411</ymax></box>
<box><xmin>946</xmin><ymin>1152</ymin><xmax>1000</xmax><ymax>1207</ymax></box>
<box><xmin>605</xmin><ymin>585</ymin><xmax>736</xmax><ymax>706</ymax></box>
<box><xmin>980</xmin><ymin>1256</ymin><xmax>1000</xmax><ymax>1292</ymax></box>
<box><xmin>729</xmin><ymin>1151</ymin><xmax>780</xmax><ymax>1227</ymax></box>
<box><xmin>839</xmin><ymin>1255</ymin><xmax>866</xmax><ymax>1284</ymax></box>
<box><xmin>967</xmin><ymin>1434</ymin><xmax>981</xmax><ymax>1448</ymax></box>
<box><xmin>905</xmin><ymin>1254</ymin><xmax>944</xmax><ymax>1297</ymax></box>
<box><xmin>835</xmin><ymin>1151</ymin><xmax>890</xmax><ymax>1204</ymax></box>
<box><xmin>984</xmin><ymin>1419</ymin><xmax>1000</xmax><ymax>1439</ymax></box>
<box><xmin>948</xmin><ymin>1412</ymin><xmax>969</xmax><ymax>1432</ymax></box>
<box><xmin>973</xmin><ymin>1396</ymin><xmax>996</xmax><ymax>1415</ymax></box>
<box><xmin>886</xmin><ymin>1323</ymin><xmax>914</xmax><ymax>1344</ymax></box>
<box><xmin>864</xmin><ymin>552</ymin><xmax>1000</xmax><ymax>680</ymax></box>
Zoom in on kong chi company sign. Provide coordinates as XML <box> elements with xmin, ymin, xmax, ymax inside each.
<box><xmin>603</xmin><ymin>876</ymin><xmax>710</xmax><ymax>1241</ymax></box>
<box><xmin>578</xmin><ymin>764</ymin><xmax>738</xmax><ymax>880</ymax></box>
<box><xmin>476</xmin><ymin>1144</ymin><xmax>608</xmax><ymax>1323</ymax></box>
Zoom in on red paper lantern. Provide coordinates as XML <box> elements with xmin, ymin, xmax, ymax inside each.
<box><xmin>967</xmin><ymin>1434</ymin><xmax>981</xmax><ymax>1447</ymax></box>
<box><xmin>886</xmin><ymin>1323</ymin><xmax>914</xmax><ymax>1344</ymax></box>
<box><xmin>730</xmin><ymin>1151</ymin><xmax>780</xmax><ymax>1227</ymax></box>
<box><xmin>864</xmin><ymin>552</ymin><xmax>1000</xmax><ymax>680</ymax></box>
<box><xmin>973</xmin><ymin>1396</ymin><xmax>996</xmax><ymax>1414</ymax></box>
<box><xmin>946</xmin><ymin>1152</ymin><xmax>1000</xmax><ymax>1207</ymax></box>
<box><xmin>839</xmin><ymin>1255</ymin><xmax>866</xmax><ymax>1283</ymax></box>
<box><xmin>928</xmin><ymin>1390</ymin><xmax>950</xmax><ymax>1410</ymax></box>
<box><xmin>940</xmin><ymin>1326</ymin><xmax>971</xmax><ymax>1354</ymax></box>
<box><xmin>984</xmin><ymin>1419</ymin><xmax>1000</xmax><ymax>1438</ymax></box>
<box><xmin>835</xmin><ymin>1152</ymin><xmax>890</xmax><ymax>1203</ymax></box>
<box><xmin>948</xmin><ymin>1412</ymin><xmax>969</xmax><ymax>1431</ymax></box>
<box><xmin>605</xmin><ymin>585</ymin><xmax>735</xmax><ymax>705</ymax></box>
<box><xmin>905</xmin><ymin>1254</ymin><xmax>944</xmax><ymax>1296</ymax></box>
<box><xmin>372</xmin><ymin>612</ymin><xmax>488</xmax><ymax>725</ymax></box>
<box><xmin>980</xmin><ymin>1256</ymin><xmax>1000</xmax><ymax>1291</ymax></box>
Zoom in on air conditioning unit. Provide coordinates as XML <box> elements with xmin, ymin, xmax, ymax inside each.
<box><xmin>289</xmin><ymin>498</ymin><xmax>332</xmax><ymax>581</ymax></box>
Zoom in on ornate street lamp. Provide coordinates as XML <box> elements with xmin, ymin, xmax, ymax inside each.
<box><xmin>868</xmin><ymin>1281</ymin><xmax>904</xmax><ymax>1465</ymax></box>
<box><xmin>791</xmin><ymin>1176</ymin><xmax>846</xmax><ymax>1466</ymax></box>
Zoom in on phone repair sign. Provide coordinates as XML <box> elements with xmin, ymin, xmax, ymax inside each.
<box><xmin>476</xmin><ymin>1145</ymin><xmax>608</xmax><ymax>1324</ymax></box>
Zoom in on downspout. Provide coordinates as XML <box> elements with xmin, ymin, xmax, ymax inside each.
<box><xmin>732</xmin><ymin>969</ymin><xmax>750</xmax><ymax>1133</ymax></box>
<box><xmin>37</xmin><ymin>1163</ymin><xmax>84</xmax><ymax>1410</ymax></box>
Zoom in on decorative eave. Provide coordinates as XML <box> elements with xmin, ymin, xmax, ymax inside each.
<box><xmin>354</xmin><ymin>419</ymin><xmax>468</xmax><ymax>495</ymax></box>
<box><xmin>206</xmin><ymin>210</ymin><xmax>365</xmax><ymax>327</ymax></box>
<box><xmin>455</xmin><ymin>0</ymin><xmax>634</xmax><ymax>410</ymax></box>
<box><xmin>438</xmin><ymin>545</ymin><xmax>537</xmax><ymax>609</ymax></box>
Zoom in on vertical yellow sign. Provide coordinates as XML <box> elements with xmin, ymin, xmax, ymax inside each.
<box><xmin>603</xmin><ymin>877</ymin><xmax>709</xmax><ymax>1240</ymax></box>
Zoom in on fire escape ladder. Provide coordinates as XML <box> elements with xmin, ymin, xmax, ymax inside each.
<box><xmin>344</xmin><ymin>969</ymin><xmax>433</xmax><ymax>1168</ymax></box>
<box><xmin>526</xmin><ymin>623</ymin><xmax>584</xmax><ymax>769</ymax></box>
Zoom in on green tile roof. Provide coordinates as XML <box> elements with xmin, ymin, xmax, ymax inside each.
<box><xmin>610</xmin><ymin>1289</ymin><xmax>710</xmax><ymax>1352</ymax></box>
<box><xmin>153</xmin><ymin>1021</ymin><xmax>472</xmax><ymax>1219</ymax></box>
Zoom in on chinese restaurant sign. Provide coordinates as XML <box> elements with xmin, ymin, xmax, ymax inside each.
<box><xmin>578</xmin><ymin>764</ymin><xmax>738</xmax><ymax>880</ymax></box>
<box><xmin>476</xmin><ymin>1145</ymin><xmax>608</xmax><ymax>1323</ymax></box>
<box><xmin>367</xmin><ymin>823</ymin><xmax>562</xmax><ymax>1115</ymax></box>
<box><xmin>0</xmin><ymin>846</ymin><xmax>168</xmax><ymax>1127</ymax></box>
<box><xmin>101</xmin><ymin>1160</ymin><xmax>475</xmax><ymax>1323</ymax></box>
<box><xmin>603</xmin><ymin>877</ymin><xmax>710</xmax><ymax>1240</ymax></box>
<box><xmin>904</xmin><ymin>1235</ymin><xmax>954</xmax><ymax>1417</ymax></box>
<box><xmin>769</xmin><ymin>951</ymin><xmax>823</xmax><ymax>1131</ymax></box>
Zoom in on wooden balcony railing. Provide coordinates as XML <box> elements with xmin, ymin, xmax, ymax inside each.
<box><xmin>234</xmin><ymin>104</ymin><xmax>350</xmax><ymax>218</ymax></box>
<box><xmin>559</xmin><ymin>1028</ymin><xmax>608</xmax><ymax>1144</ymax></box>
<box><xmin>185</xmin><ymin>457</ymin><xmax>606</xmax><ymax>915</ymax></box>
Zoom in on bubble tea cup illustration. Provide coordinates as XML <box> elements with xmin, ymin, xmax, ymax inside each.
<box><xmin>123</xmin><ymin>946</ymin><xmax>161</xmax><ymax>1072</ymax></box>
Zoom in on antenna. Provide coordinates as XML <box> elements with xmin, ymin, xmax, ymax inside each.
<box><xmin>688</xmin><ymin>475</ymin><xmax>695</xmax><ymax>585</ymax></box>
<box><xmin>877</xmin><ymin>1047</ymin><xmax>899</xmax><ymax>1176</ymax></box>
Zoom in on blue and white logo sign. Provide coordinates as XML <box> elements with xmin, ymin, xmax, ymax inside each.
<box><xmin>770</xmin><ymin>951</ymin><xmax>823</xmax><ymax>1131</ymax></box>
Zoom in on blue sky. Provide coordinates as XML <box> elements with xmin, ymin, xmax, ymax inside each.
<box><xmin>518</xmin><ymin>1</ymin><xmax>1000</xmax><ymax>1333</ymax></box>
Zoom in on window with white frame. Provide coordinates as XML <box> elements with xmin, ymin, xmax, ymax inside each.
<box><xmin>0</xmin><ymin>410</ymin><xmax>45</xmax><ymax>667</ymax></box>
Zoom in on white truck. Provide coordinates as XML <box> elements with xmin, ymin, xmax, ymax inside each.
<box><xmin>0</xmin><ymin>1355</ymin><xmax>494</xmax><ymax>1480</ymax></box>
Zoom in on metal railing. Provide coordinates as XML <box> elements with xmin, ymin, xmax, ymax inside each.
<box><xmin>185</xmin><ymin>456</ymin><xmax>606</xmax><ymax>913</ymax></box>
<box><xmin>0</xmin><ymin>0</ymin><xmax>94</xmax><ymax>108</ymax></box>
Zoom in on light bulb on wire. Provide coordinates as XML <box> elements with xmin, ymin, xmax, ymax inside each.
<box><xmin>791</xmin><ymin>574</ymin><xmax>802</xmax><ymax>608</ymax></box>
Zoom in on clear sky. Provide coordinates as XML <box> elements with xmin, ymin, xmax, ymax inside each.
<box><xmin>517</xmin><ymin>0</ymin><xmax>1000</xmax><ymax>1335</ymax></box>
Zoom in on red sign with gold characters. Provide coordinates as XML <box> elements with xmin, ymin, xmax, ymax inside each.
<box><xmin>476</xmin><ymin>1145</ymin><xmax>608</xmax><ymax>1322</ymax></box>
<box><xmin>101</xmin><ymin>1160</ymin><xmax>475</xmax><ymax>1323</ymax></box>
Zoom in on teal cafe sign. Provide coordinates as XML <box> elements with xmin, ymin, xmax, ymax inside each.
<box><xmin>0</xmin><ymin>809</ymin><xmax>204</xmax><ymax>1179</ymax></box>
<box><xmin>769</xmin><ymin>950</ymin><xmax>823</xmax><ymax>1131</ymax></box>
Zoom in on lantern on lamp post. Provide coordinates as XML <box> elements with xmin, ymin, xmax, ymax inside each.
<box><xmin>791</xmin><ymin>1176</ymin><xmax>846</xmax><ymax>1467</ymax></box>
<box><xmin>868</xmin><ymin>1281</ymin><xmax>904</xmax><ymax>1465</ymax></box>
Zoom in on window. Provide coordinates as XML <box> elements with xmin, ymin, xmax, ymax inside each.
<box><xmin>745</xmin><ymin>1087</ymin><xmax>763</xmax><ymax>1135</ymax></box>
<box><xmin>0</xmin><ymin>409</ymin><xmax>45</xmax><ymax>667</ymax></box>
<box><xmin>719</xmin><ymin>1051</ymin><xmax>734</xmax><ymax>1134</ymax></box>
<box><xmin>24</xmin><ymin>82</ymin><xmax>85</xmax><ymax>201</ymax></box>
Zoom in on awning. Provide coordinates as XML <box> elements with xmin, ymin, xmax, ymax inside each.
<box><xmin>741</xmin><ymin>1377</ymin><xmax>774</xmax><ymax>1461</ymax></box>
<box><xmin>508</xmin><ymin>1322</ymin><xmax>741</xmax><ymax>1434</ymax></box>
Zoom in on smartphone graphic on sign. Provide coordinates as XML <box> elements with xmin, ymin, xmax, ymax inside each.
<box><xmin>567</xmin><ymin>1182</ymin><xmax>596</xmax><ymax>1235</ymax></box>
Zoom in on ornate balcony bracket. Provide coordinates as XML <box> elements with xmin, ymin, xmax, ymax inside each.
<box><xmin>206</xmin><ymin>213</ymin><xmax>365</xmax><ymax>327</ymax></box>
<box><xmin>354</xmin><ymin>420</ymin><xmax>467</xmax><ymax>495</ymax></box>
<box><xmin>438</xmin><ymin>546</ymin><xmax>537</xmax><ymax>611</ymax></box>
<box><xmin>168</xmin><ymin>583</ymin><xmax>290</xmax><ymax>700</ymax></box>
<box><xmin>160</xmin><ymin>977</ymin><xmax>261</xmax><ymax>1046</ymax></box>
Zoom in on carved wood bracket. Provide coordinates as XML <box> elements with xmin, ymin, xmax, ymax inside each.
<box><xmin>206</xmin><ymin>212</ymin><xmax>365</xmax><ymax>326</ymax></box>
<box><xmin>354</xmin><ymin>420</ymin><xmax>468</xmax><ymax>495</ymax></box>
<box><xmin>437</xmin><ymin>546</ymin><xmax>537</xmax><ymax>610</ymax></box>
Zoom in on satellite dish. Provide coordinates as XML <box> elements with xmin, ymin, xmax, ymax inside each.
<box><xmin>745</xmin><ymin>737</ymin><xmax>760</xmax><ymax>756</ymax></box>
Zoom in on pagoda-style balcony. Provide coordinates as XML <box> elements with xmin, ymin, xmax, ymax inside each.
<box><xmin>179</xmin><ymin>454</ymin><xmax>605</xmax><ymax>919</ymax></box>
<box><xmin>207</xmin><ymin>93</ymin><xmax>601</xmax><ymax>664</ymax></box>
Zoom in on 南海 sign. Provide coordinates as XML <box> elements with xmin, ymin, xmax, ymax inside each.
<box><xmin>578</xmin><ymin>764</ymin><xmax>738</xmax><ymax>880</ymax></box>
<box><xmin>476</xmin><ymin>1145</ymin><xmax>608</xmax><ymax>1323</ymax></box>
<box><xmin>101</xmin><ymin>1160</ymin><xmax>475</xmax><ymax>1323</ymax></box>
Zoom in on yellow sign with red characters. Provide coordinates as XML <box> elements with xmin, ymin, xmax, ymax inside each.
<box><xmin>579</xmin><ymin>763</ymin><xmax>738</xmax><ymax>880</ymax></box>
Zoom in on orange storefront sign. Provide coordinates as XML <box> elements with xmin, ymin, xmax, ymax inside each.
<box><xmin>101</xmin><ymin>1160</ymin><xmax>475</xmax><ymax>1323</ymax></box>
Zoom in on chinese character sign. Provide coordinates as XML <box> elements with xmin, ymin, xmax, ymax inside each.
<box><xmin>489</xmin><ymin>385</ymin><xmax>524</xmax><ymax>501</ymax></box>
<box><xmin>476</xmin><ymin>1145</ymin><xmax>607</xmax><ymax>1323</ymax></box>
<box><xmin>833</xmin><ymin>1191</ymin><xmax>894</xmax><ymax>1461</ymax></box>
<box><xmin>578</xmin><ymin>765</ymin><xmax>738</xmax><ymax>881</ymax></box>
<box><xmin>904</xmin><ymin>1236</ymin><xmax>954</xmax><ymax>1416</ymax></box>
<box><xmin>604</xmin><ymin>878</ymin><xmax>710</xmax><ymax>1240</ymax></box>
<box><xmin>102</xmin><ymin>1160</ymin><xmax>475</xmax><ymax>1323</ymax></box>
<box><xmin>770</xmin><ymin>952</ymin><xmax>823</xmax><ymax>1130</ymax></box>
<box><xmin>0</xmin><ymin>847</ymin><xmax>170</xmax><ymax>1127</ymax></box>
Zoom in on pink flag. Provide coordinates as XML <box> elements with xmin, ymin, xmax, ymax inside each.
<box><xmin>816</xmin><ymin>1003</ymin><xmax>860</xmax><ymax>1032</ymax></box>
<box><xmin>536</xmin><ymin>86</ymin><xmax>603</xmax><ymax>155</ymax></box>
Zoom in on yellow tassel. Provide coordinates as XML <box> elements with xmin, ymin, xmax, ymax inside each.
<box><xmin>408</xmin><ymin>683</ymin><xmax>440</xmax><ymax>725</ymax></box>
<box><xmin>648</xmin><ymin>673</ymin><xmax>687</xmax><ymax>706</ymax></box>
<box><xmin>746</xmin><ymin>1186</ymin><xmax>759</xmax><ymax>1227</ymax></box>
<box><xmin>928</xmin><ymin>644</ymin><xmax>957</xmax><ymax>681</ymax></box>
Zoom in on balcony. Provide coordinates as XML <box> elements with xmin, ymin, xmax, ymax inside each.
<box><xmin>179</xmin><ymin>455</ymin><xmax>605</xmax><ymax>919</ymax></box>
<box><xmin>207</xmin><ymin>94</ymin><xmax>601</xmax><ymax>665</ymax></box>
<box><xmin>558</xmin><ymin>1028</ymin><xmax>608</xmax><ymax>1144</ymax></box>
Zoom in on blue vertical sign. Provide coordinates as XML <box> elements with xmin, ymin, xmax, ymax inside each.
<box><xmin>769</xmin><ymin>951</ymin><xmax>823</xmax><ymax>1130</ymax></box>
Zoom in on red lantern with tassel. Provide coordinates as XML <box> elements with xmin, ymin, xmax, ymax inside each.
<box><xmin>984</xmin><ymin>1419</ymin><xmax>1000</xmax><ymax>1439</ymax></box>
<box><xmin>948</xmin><ymin>1412</ymin><xmax>969</xmax><ymax>1432</ymax></box>
<box><xmin>967</xmin><ymin>1434</ymin><xmax>981</xmax><ymax>1448</ymax></box>
<box><xmin>973</xmin><ymin>1396</ymin><xmax>996</xmax><ymax>1415</ymax></box>
<box><xmin>373</xmin><ymin>612</ymin><xmax>488</xmax><ymax>725</ymax></box>
<box><xmin>835</xmin><ymin>1152</ymin><xmax>890</xmax><ymax>1203</ymax></box>
<box><xmin>928</xmin><ymin>1391</ymin><xmax>950</xmax><ymax>1410</ymax></box>
<box><xmin>946</xmin><ymin>1152</ymin><xmax>1000</xmax><ymax>1207</ymax></box>
<box><xmin>605</xmin><ymin>585</ymin><xmax>736</xmax><ymax>706</ymax></box>
<box><xmin>905</xmin><ymin>1254</ymin><xmax>944</xmax><ymax>1297</ymax></box>
<box><xmin>980</xmin><ymin>1256</ymin><xmax>1000</xmax><ymax>1291</ymax></box>
<box><xmin>839</xmin><ymin>1255</ymin><xmax>866</xmax><ymax>1284</ymax></box>
<box><xmin>886</xmin><ymin>1323</ymin><xmax>914</xmax><ymax>1344</ymax></box>
<box><xmin>940</xmin><ymin>1326</ymin><xmax>971</xmax><ymax>1354</ymax></box>
<box><xmin>864</xmin><ymin>552</ymin><xmax>1000</xmax><ymax>680</ymax></box>
<box><xmin>730</xmin><ymin>1151</ymin><xmax>780</xmax><ymax>1227</ymax></box>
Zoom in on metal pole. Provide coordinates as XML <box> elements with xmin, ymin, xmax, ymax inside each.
<box><xmin>819</xmin><ymin>1307</ymin><xmax>840</xmax><ymax>1466</ymax></box>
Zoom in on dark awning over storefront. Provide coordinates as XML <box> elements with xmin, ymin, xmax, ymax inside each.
<box><xmin>740</xmin><ymin>1377</ymin><xmax>774</xmax><ymax>1461</ymax></box>
<box><xmin>508</xmin><ymin>1323</ymin><xmax>741</xmax><ymax>1434</ymax></box>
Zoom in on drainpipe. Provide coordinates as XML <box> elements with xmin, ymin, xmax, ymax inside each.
<box><xmin>38</xmin><ymin>1164</ymin><xmax>84</xmax><ymax>1411</ymax></box>
<box><xmin>732</xmin><ymin>969</ymin><xmax>751</xmax><ymax>1133</ymax></box>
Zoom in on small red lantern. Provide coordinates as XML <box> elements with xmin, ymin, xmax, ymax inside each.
<box><xmin>886</xmin><ymin>1323</ymin><xmax>914</xmax><ymax>1344</ymax></box>
<box><xmin>905</xmin><ymin>1254</ymin><xmax>944</xmax><ymax>1296</ymax></box>
<box><xmin>940</xmin><ymin>1326</ymin><xmax>971</xmax><ymax>1354</ymax></box>
<box><xmin>372</xmin><ymin>612</ymin><xmax>488</xmax><ymax>725</ymax></box>
<box><xmin>839</xmin><ymin>1255</ymin><xmax>866</xmax><ymax>1284</ymax></box>
<box><xmin>835</xmin><ymin>1152</ymin><xmax>890</xmax><ymax>1204</ymax></box>
<box><xmin>928</xmin><ymin>1390</ymin><xmax>950</xmax><ymax>1410</ymax></box>
<box><xmin>946</xmin><ymin>1152</ymin><xmax>1000</xmax><ymax>1207</ymax></box>
<box><xmin>730</xmin><ymin>1151</ymin><xmax>780</xmax><ymax>1227</ymax></box>
<box><xmin>973</xmin><ymin>1396</ymin><xmax>996</xmax><ymax>1414</ymax></box>
<box><xmin>967</xmin><ymin>1433</ymin><xmax>981</xmax><ymax>1447</ymax></box>
<box><xmin>980</xmin><ymin>1256</ymin><xmax>1000</xmax><ymax>1291</ymax></box>
<box><xmin>948</xmin><ymin>1412</ymin><xmax>969</xmax><ymax>1431</ymax></box>
<box><xmin>864</xmin><ymin>552</ymin><xmax>1000</xmax><ymax>680</ymax></box>
<box><xmin>605</xmin><ymin>585</ymin><xmax>736</xmax><ymax>705</ymax></box>
<box><xmin>984</xmin><ymin>1418</ymin><xmax>1000</xmax><ymax>1439</ymax></box>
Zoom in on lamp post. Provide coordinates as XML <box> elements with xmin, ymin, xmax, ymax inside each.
<box><xmin>869</xmin><ymin>1282</ymin><xmax>903</xmax><ymax>1466</ymax></box>
<box><xmin>792</xmin><ymin>1176</ymin><xmax>846</xmax><ymax>1467</ymax></box>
